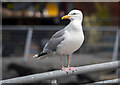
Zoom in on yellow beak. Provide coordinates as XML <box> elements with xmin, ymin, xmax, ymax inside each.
<box><xmin>61</xmin><ymin>15</ymin><xmax>70</xmax><ymax>20</ymax></box>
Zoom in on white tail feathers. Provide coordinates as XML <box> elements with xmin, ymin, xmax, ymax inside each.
<box><xmin>33</xmin><ymin>54</ymin><xmax>48</xmax><ymax>59</ymax></box>
<box><xmin>33</xmin><ymin>54</ymin><xmax>39</xmax><ymax>58</ymax></box>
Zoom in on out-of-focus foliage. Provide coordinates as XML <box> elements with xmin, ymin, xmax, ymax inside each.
<box><xmin>84</xmin><ymin>3</ymin><xmax>110</xmax><ymax>26</ymax></box>
<box><xmin>94</xmin><ymin>2</ymin><xmax>110</xmax><ymax>26</ymax></box>
<box><xmin>83</xmin><ymin>3</ymin><xmax>110</xmax><ymax>46</ymax></box>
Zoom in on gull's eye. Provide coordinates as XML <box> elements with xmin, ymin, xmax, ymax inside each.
<box><xmin>72</xmin><ymin>13</ymin><xmax>76</xmax><ymax>15</ymax></box>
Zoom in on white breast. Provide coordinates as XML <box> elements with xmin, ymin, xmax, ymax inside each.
<box><xmin>56</xmin><ymin>30</ymin><xmax>84</xmax><ymax>55</ymax></box>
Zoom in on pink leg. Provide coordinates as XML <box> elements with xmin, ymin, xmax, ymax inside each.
<box><xmin>61</xmin><ymin>67</ymin><xmax>70</xmax><ymax>72</ymax></box>
<box><xmin>60</xmin><ymin>56</ymin><xmax>70</xmax><ymax>72</ymax></box>
<box><xmin>60</xmin><ymin>55</ymin><xmax>77</xmax><ymax>72</ymax></box>
<box><xmin>67</xmin><ymin>55</ymin><xmax>77</xmax><ymax>71</ymax></box>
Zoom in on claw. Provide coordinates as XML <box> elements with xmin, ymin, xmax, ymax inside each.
<box><xmin>61</xmin><ymin>67</ymin><xmax>70</xmax><ymax>72</ymax></box>
<box><xmin>61</xmin><ymin>67</ymin><xmax>77</xmax><ymax>72</ymax></box>
<box><xmin>68</xmin><ymin>67</ymin><xmax>77</xmax><ymax>72</ymax></box>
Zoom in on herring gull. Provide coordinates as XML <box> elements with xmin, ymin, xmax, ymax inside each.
<box><xmin>33</xmin><ymin>9</ymin><xmax>84</xmax><ymax>72</ymax></box>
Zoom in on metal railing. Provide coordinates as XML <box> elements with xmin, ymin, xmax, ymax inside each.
<box><xmin>2</xmin><ymin>25</ymin><xmax>119</xmax><ymax>84</ymax></box>
<box><xmin>85</xmin><ymin>78</ymin><xmax>120</xmax><ymax>85</ymax></box>
<box><xmin>2</xmin><ymin>25</ymin><xmax>119</xmax><ymax>60</ymax></box>
<box><xmin>1</xmin><ymin>61</ymin><xmax>120</xmax><ymax>84</ymax></box>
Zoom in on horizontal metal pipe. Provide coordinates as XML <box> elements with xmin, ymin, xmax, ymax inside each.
<box><xmin>1</xmin><ymin>61</ymin><xmax>120</xmax><ymax>83</ymax></box>
<box><xmin>2</xmin><ymin>25</ymin><xmax>118</xmax><ymax>31</ymax></box>
<box><xmin>84</xmin><ymin>78</ymin><xmax>120</xmax><ymax>85</ymax></box>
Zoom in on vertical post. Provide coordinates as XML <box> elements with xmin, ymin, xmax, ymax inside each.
<box><xmin>112</xmin><ymin>30</ymin><xmax>119</xmax><ymax>75</ymax></box>
<box><xmin>24</xmin><ymin>26</ymin><xmax>33</xmax><ymax>60</ymax></box>
<box><xmin>0</xmin><ymin>27</ymin><xmax>1</xmax><ymax>81</ymax></box>
<box><xmin>112</xmin><ymin>30</ymin><xmax>118</xmax><ymax>61</ymax></box>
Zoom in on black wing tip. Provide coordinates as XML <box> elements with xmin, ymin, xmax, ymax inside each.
<box><xmin>39</xmin><ymin>52</ymin><xmax>47</xmax><ymax>57</ymax></box>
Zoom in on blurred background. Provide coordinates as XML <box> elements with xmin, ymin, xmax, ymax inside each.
<box><xmin>1</xmin><ymin>2</ymin><xmax>120</xmax><ymax>84</ymax></box>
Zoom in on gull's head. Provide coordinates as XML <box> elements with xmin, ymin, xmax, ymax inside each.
<box><xmin>61</xmin><ymin>9</ymin><xmax>83</xmax><ymax>21</ymax></box>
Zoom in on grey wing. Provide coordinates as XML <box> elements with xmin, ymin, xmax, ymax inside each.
<box><xmin>42</xmin><ymin>29</ymin><xmax>65</xmax><ymax>53</ymax></box>
<box><xmin>51</xmin><ymin>29</ymin><xmax>65</xmax><ymax>38</ymax></box>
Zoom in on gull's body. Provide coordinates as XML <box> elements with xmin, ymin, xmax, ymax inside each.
<box><xmin>33</xmin><ymin>9</ymin><xmax>84</xmax><ymax>72</ymax></box>
<box><xmin>57</xmin><ymin>20</ymin><xmax>84</xmax><ymax>55</ymax></box>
